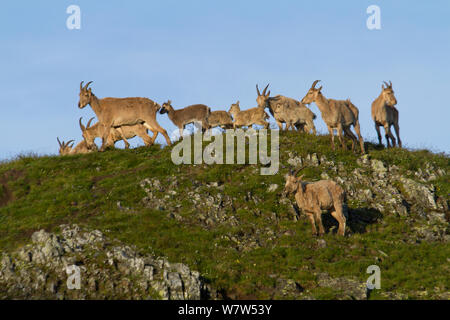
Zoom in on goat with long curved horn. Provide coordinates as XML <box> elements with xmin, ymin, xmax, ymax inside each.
<box><xmin>292</xmin><ymin>165</ymin><xmax>306</xmax><ymax>177</ymax></box>
<box><xmin>79</xmin><ymin>117</ymin><xmax>86</xmax><ymax>131</ymax></box>
<box><xmin>86</xmin><ymin>117</ymin><xmax>95</xmax><ymax>129</ymax></box>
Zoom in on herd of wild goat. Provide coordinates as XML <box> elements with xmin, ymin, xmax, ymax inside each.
<box><xmin>57</xmin><ymin>80</ymin><xmax>401</xmax><ymax>236</ymax></box>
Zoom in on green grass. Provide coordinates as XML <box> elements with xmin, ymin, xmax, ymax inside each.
<box><xmin>0</xmin><ymin>132</ymin><xmax>448</xmax><ymax>299</ymax></box>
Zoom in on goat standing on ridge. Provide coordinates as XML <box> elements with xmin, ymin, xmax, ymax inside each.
<box><xmin>256</xmin><ymin>84</ymin><xmax>317</xmax><ymax>134</ymax></box>
<box><xmin>301</xmin><ymin>80</ymin><xmax>365</xmax><ymax>154</ymax></box>
<box><xmin>159</xmin><ymin>100</ymin><xmax>211</xmax><ymax>139</ymax></box>
<box><xmin>77</xmin><ymin>81</ymin><xmax>172</xmax><ymax>151</ymax></box>
<box><xmin>228</xmin><ymin>101</ymin><xmax>270</xmax><ymax>129</ymax></box>
<box><xmin>371</xmin><ymin>81</ymin><xmax>401</xmax><ymax>148</ymax></box>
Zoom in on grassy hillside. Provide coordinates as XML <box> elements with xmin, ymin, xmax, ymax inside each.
<box><xmin>0</xmin><ymin>132</ymin><xmax>448</xmax><ymax>299</ymax></box>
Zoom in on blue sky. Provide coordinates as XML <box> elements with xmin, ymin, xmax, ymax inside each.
<box><xmin>1</xmin><ymin>0</ymin><xmax>449</xmax><ymax>158</ymax></box>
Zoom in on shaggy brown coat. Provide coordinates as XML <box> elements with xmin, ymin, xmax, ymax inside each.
<box><xmin>79</xmin><ymin>117</ymin><xmax>153</xmax><ymax>149</ymax></box>
<box><xmin>301</xmin><ymin>80</ymin><xmax>365</xmax><ymax>153</ymax></box>
<box><xmin>284</xmin><ymin>173</ymin><xmax>347</xmax><ymax>236</ymax></box>
<box><xmin>371</xmin><ymin>81</ymin><xmax>401</xmax><ymax>148</ymax></box>
<box><xmin>208</xmin><ymin>110</ymin><xmax>234</xmax><ymax>129</ymax></box>
<box><xmin>160</xmin><ymin>100</ymin><xmax>211</xmax><ymax>138</ymax></box>
<box><xmin>256</xmin><ymin>84</ymin><xmax>316</xmax><ymax>133</ymax></box>
<box><xmin>77</xmin><ymin>81</ymin><xmax>172</xmax><ymax>151</ymax></box>
<box><xmin>228</xmin><ymin>101</ymin><xmax>270</xmax><ymax>129</ymax></box>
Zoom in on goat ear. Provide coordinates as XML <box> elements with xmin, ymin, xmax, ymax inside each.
<box><xmin>318</xmin><ymin>86</ymin><xmax>322</xmax><ymax>92</ymax></box>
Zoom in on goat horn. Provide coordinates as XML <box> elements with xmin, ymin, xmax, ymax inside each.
<box><xmin>293</xmin><ymin>165</ymin><xmax>306</xmax><ymax>177</ymax></box>
<box><xmin>383</xmin><ymin>81</ymin><xmax>389</xmax><ymax>88</ymax></box>
<box><xmin>79</xmin><ymin>117</ymin><xmax>86</xmax><ymax>131</ymax></box>
<box><xmin>83</xmin><ymin>81</ymin><xmax>93</xmax><ymax>90</ymax></box>
<box><xmin>262</xmin><ymin>83</ymin><xmax>270</xmax><ymax>96</ymax></box>
<box><xmin>67</xmin><ymin>140</ymin><xmax>75</xmax><ymax>146</ymax></box>
<box><xmin>389</xmin><ymin>80</ymin><xmax>392</xmax><ymax>88</ymax></box>
<box><xmin>311</xmin><ymin>80</ymin><xmax>321</xmax><ymax>89</ymax></box>
<box><xmin>86</xmin><ymin>117</ymin><xmax>95</xmax><ymax>129</ymax></box>
<box><xmin>57</xmin><ymin>137</ymin><xmax>62</xmax><ymax>147</ymax></box>
<box><xmin>256</xmin><ymin>84</ymin><xmax>261</xmax><ymax>96</ymax></box>
<box><xmin>80</xmin><ymin>81</ymin><xmax>84</xmax><ymax>91</ymax></box>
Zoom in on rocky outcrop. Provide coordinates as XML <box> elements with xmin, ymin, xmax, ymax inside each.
<box><xmin>141</xmin><ymin>177</ymin><xmax>239</xmax><ymax>228</ymax></box>
<box><xmin>285</xmin><ymin>152</ymin><xmax>449</xmax><ymax>241</ymax></box>
<box><xmin>0</xmin><ymin>225</ymin><xmax>215</xmax><ymax>300</ymax></box>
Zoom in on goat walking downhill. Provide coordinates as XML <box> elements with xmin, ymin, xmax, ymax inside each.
<box><xmin>284</xmin><ymin>169</ymin><xmax>347</xmax><ymax>236</ymax></box>
<box><xmin>301</xmin><ymin>80</ymin><xmax>365</xmax><ymax>154</ymax></box>
<box><xmin>77</xmin><ymin>81</ymin><xmax>172</xmax><ymax>151</ymax></box>
<box><xmin>371</xmin><ymin>81</ymin><xmax>401</xmax><ymax>148</ymax></box>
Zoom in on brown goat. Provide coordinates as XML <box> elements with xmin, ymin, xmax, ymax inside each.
<box><xmin>78</xmin><ymin>81</ymin><xmax>171</xmax><ymax>151</ymax></box>
<box><xmin>284</xmin><ymin>170</ymin><xmax>346</xmax><ymax>236</ymax></box>
<box><xmin>57</xmin><ymin>138</ymin><xmax>74</xmax><ymax>155</ymax></box>
<box><xmin>228</xmin><ymin>101</ymin><xmax>270</xmax><ymax>129</ymax></box>
<box><xmin>57</xmin><ymin>137</ymin><xmax>96</xmax><ymax>155</ymax></box>
<box><xmin>208</xmin><ymin>110</ymin><xmax>234</xmax><ymax>129</ymax></box>
<box><xmin>301</xmin><ymin>80</ymin><xmax>365</xmax><ymax>154</ymax></box>
<box><xmin>371</xmin><ymin>81</ymin><xmax>401</xmax><ymax>148</ymax></box>
<box><xmin>272</xmin><ymin>102</ymin><xmax>317</xmax><ymax>134</ymax></box>
<box><xmin>79</xmin><ymin>117</ymin><xmax>154</xmax><ymax>149</ymax></box>
<box><xmin>160</xmin><ymin>100</ymin><xmax>211</xmax><ymax>138</ymax></box>
<box><xmin>71</xmin><ymin>140</ymin><xmax>97</xmax><ymax>154</ymax></box>
<box><xmin>256</xmin><ymin>84</ymin><xmax>316</xmax><ymax>133</ymax></box>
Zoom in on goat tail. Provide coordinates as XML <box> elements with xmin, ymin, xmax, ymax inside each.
<box><xmin>346</xmin><ymin>99</ymin><xmax>359</xmax><ymax>119</ymax></box>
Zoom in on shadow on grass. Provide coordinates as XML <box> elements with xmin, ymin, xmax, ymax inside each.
<box><xmin>320</xmin><ymin>207</ymin><xmax>383</xmax><ymax>235</ymax></box>
<box><xmin>291</xmin><ymin>203</ymin><xmax>383</xmax><ymax>235</ymax></box>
